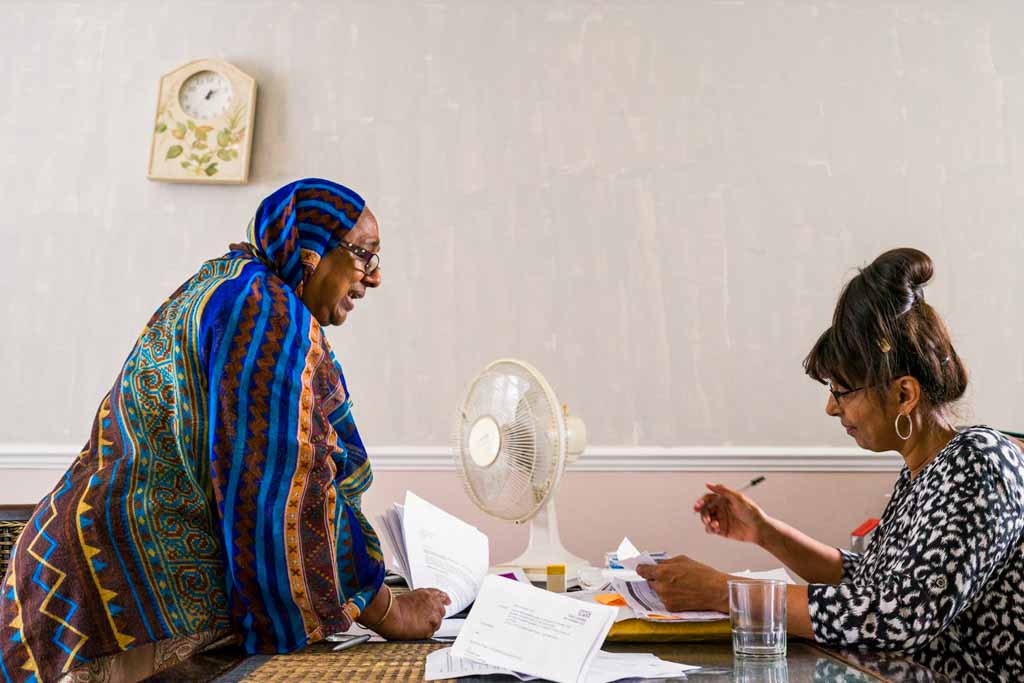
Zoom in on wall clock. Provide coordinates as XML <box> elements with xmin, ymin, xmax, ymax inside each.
<box><xmin>148</xmin><ymin>59</ymin><xmax>256</xmax><ymax>184</ymax></box>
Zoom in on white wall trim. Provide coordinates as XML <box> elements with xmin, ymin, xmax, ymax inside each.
<box><xmin>0</xmin><ymin>444</ymin><xmax>904</xmax><ymax>472</ymax></box>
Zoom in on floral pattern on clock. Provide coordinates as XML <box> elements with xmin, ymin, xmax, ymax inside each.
<box><xmin>154</xmin><ymin>98</ymin><xmax>247</xmax><ymax>178</ymax></box>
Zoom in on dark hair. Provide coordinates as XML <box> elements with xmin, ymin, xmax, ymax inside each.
<box><xmin>803</xmin><ymin>248</ymin><xmax>968</xmax><ymax>407</ymax></box>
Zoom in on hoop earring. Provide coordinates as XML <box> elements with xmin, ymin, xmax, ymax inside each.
<box><xmin>895</xmin><ymin>413</ymin><xmax>913</xmax><ymax>441</ymax></box>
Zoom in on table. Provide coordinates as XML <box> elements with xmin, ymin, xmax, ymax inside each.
<box><xmin>147</xmin><ymin>639</ymin><xmax>947</xmax><ymax>682</ymax></box>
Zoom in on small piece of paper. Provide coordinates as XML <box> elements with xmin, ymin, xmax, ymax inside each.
<box><xmin>617</xmin><ymin>551</ymin><xmax>657</xmax><ymax>573</ymax></box>
<box><xmin>615</xmin><ymin>537</ymin><xmax>640</xmax><ymax>561</ymax></box>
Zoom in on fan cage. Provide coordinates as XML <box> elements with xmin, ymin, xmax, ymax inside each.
<box><xmin>454</xmin><ymin>360</ymin><xmax>567</xmax><ymax>523</ymax></box>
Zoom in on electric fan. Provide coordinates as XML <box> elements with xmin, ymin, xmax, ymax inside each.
<box><xmin>453</xmin><ymin>359</ymin><xmax>589</xmax><ymax>581</ymax></box>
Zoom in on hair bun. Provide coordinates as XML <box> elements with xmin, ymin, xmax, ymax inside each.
<box><xmin>863</xmin><ymin>247</ymin><xmax>934</xmax><ymax>313</ymax></box>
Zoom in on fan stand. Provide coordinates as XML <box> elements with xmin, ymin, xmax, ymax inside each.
<box><xmin>499</xmin><ymin>497</ymin><xmax>589</xmax><ymax>584</ymax></box>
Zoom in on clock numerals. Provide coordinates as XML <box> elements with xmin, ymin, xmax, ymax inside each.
<box><xmin>179</xmin><ymin>70</ymin><xmax>233</xmax><ymax>120</ymax></box>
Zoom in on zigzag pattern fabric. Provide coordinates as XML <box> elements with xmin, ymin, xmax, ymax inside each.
<box><xmin>0</xmin><ymin>179</ymin><xmax>386</xmax><ymax>682</ymax></box>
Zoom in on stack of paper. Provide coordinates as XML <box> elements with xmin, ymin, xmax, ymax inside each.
<box><xmin>611</xmin><ymin>578</ymin><xmax>726</xmax><ymax>623</ymax></box>
<box><xmin>377</xmin><ymin>491</ymin><xmax>489</xmax><ymax>618</ymax></box>
<box><xmin>603</xmin><ymin>538</ymin><xmax>727</xmax><ymax>623</ymax></box>
<box><xmin>426</xmin><ymin>575</ymin><xmax>700</xmax><ymax>683</ymax></box>
<box><xmin>425</xmin><ymin>648</ymin><xmax>700</xmax><ymax>683</ymax></box>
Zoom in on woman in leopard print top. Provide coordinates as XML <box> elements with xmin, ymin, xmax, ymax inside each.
<box><xmin>811</xmin><ymin>425</ymin><xmax>1024</xmax><ymax>681</ymax></box>
<box><xmin>636</xmin><ymin>249</ymin><xmax>1023</xmax><ymax>682</ymax></box>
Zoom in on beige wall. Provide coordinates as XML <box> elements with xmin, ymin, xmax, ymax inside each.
<box><xmin>1</xmin><ymin>466</ymin><xmax>894</xmax><ymax>572</ymax></box>
<box><xmin>1</xmin><ymin>1</ymin><xmax>1022</xmax><ymax>568</ymax></box>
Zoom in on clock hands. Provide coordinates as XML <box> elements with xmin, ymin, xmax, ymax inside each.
<box><xmin>204</xmin><ymin>89</ymin><xmax>217</xmax><ymax>100</ymax></box>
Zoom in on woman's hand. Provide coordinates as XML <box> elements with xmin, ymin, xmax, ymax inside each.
<box><xmin>635</xmin><ymin>556</ymin><xmax>730</xmax><ymax>613</ymax></box>
<box><xmin>694</xmin><ymin>482</ymin><xmax>769</xmax><ymax>545</ymax></box>
<box><xmin>366</xmin><ymin>587</ymin><xmax>450</xmax><ymax>640</ymax></box>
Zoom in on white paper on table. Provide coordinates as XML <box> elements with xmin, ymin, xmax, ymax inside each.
<box><xmin>612</xmin><ymin>578</ymin><xmax>727</xmax><ymax>623</ymax></box>
<box><xmin>730</xmin><ymin>567</ymin><xmax>797</xmax><ymax>584</ymax></box>
<box><xmin>431</xmin><ymin>618</ymin><xmax>466</xmax><ymax>641</ymax></box>
<box><xmin>426</xmin><ymin>648</ymin><xmax>700</xmax><ymax>683</ymax></box>
<box><xmin>425</xmin><ymin>647</ymin><xmax>533</xmax><ymax>680</ymax></box>
<box><xmin>378</xmin><ymin>491</ymin><xmax>489</xmax><ymax>618</ymax></box>
<box><xmin>584</xmin><ymin>651</ymin><xmax>701</xmax><ymax>682</ymax></box>
<box><xmin>451</xmin><ymin>574</ymin><xmax>617</xmax><ymax>683</ymax></box>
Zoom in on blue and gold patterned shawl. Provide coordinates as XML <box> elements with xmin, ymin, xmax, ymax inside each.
<box><xmin>0</xmin><ymin>179</ymin><xmax>385</xmax><ymax>681</ymax></box>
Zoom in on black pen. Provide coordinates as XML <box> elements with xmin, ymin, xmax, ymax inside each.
<box><xmin>331</xmin><ymin>634</ymin><xmax>371</xmax><ymax>652</ymax></box>
<box><xmin>736</xmin><ymin>476</ymin><xmax>766</xmax><ymax>493</ymax></box>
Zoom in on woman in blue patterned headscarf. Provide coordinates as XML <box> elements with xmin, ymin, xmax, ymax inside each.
<box><xmin>0</xmin><ymin>179</ymin><xmax>449</xmax><ymax>682</ymax></box>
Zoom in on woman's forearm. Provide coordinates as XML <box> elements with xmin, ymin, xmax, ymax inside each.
<box><xmin>785</xmin><ymin>585</ymin><xmax>815</xmax><ymax>639</ymax></box>
<box><xmin>757</xmin><ymin>516</ymin><xmax>845</xmax><ymax>584</ymax></box>
<box><xmin>356</xmin><ymin>584</ymin><xmax>392</xmax><ymax>627</ymax></box>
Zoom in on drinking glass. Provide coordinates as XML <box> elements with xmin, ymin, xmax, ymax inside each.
<box><xmin>728</xmin><ymin>579</ymin><xmax>787</xmax><ymax>658</ymax></box>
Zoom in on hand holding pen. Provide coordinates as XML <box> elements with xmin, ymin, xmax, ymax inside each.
<box><xmin>693</xmin><ymin>477</ymin><xmax>768</xmax><ymax>545</ymax></box>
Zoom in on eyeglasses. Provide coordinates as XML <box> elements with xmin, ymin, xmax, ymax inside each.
<box><xmin>826</xmin><ymin>380</ymin><xmax>864</xmax><ymax>403</ymax></box>
<box><xmin>336</xmin><ymin>239</ymin><xmax>380</xmax><ymax>276</ymax></box>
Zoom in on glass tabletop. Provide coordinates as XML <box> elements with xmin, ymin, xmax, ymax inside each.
<box><xmin>597</xmin><ymin>641</ymin><xmax>946</xmax><ymax>683</ymax></box>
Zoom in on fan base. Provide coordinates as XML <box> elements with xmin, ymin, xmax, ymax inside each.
<box><xmin>495</xmin><ymin>548</ymin><xmax>591</xmax><ymax>585</ymax></box>
<box><xmin>495</xmin><ymin>496</ymin><xmax>591</xmax><ymax>585</ymax></box>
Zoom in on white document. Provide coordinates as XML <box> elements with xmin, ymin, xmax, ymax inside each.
<box><xmin>612</xmin><ymin>578</ymin><xmax>727</xmax><ymax>623</ymax></box>
<box><xmin>450</xmin><ymin>574</ymin><xmax>617</xmax><ymax>683</ymax></box>
<box><xmin>425</xmin><ymin>647</ymin><xmax>529</xmax><ymax>680</ymax></box>
<box><xmin>730</xmin><ymin>567</ymin><xmax>797</xmax><ymax>584</ymax></box>
<box><xmin>377</xmin><ymin>491</ymin><xmax>489</xmax><ymax>618</ymax></box>
<box><xmin>425</xmin><ymin>648</ymin><xmax>701</xmax><ymax>683</ymax></box>
<box><xmin>431</xmin><ymin>618</ymin><xmax>466</xmax><ymax>641</ymax></box>
<box><xmin>584</xmin><ymin>651</ymin><xmax>701</xmax><ymax>682</ymax></box>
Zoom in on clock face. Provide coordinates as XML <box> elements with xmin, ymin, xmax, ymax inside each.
<box><xmin>179</xmin><ymin>70</ymin><xmax>233</xmax><ymax>120</ymax></box>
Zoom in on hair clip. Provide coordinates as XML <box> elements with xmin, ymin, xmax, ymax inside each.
<box><xmin>877</xmin><ymin>339</ymin><xmax>892</xmax><ymax>353</ymax></box>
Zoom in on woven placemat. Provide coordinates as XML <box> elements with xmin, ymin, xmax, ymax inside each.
<box><xmin>240</xmin><ymin>642</ymin><xmax>454</xmax><ymax>682</ymax></box>
<box><xmin>0</xmin><ymin>520</ymin><xmax>26</xmax><ymax>580</ymax></box>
